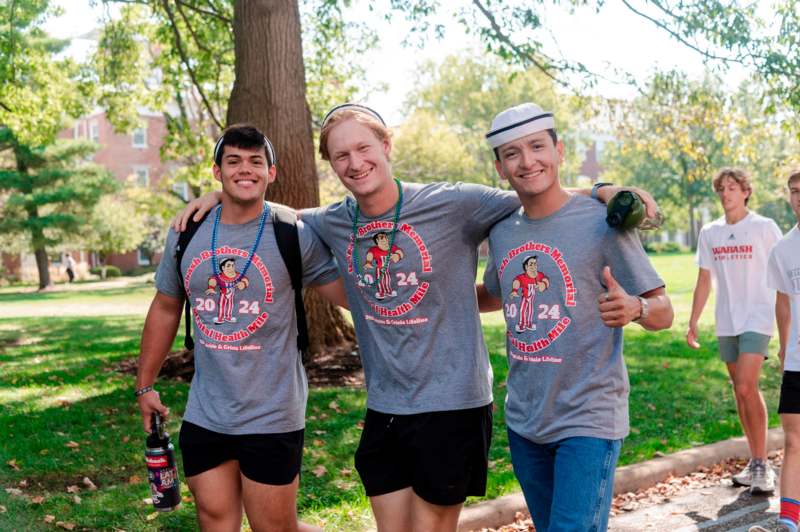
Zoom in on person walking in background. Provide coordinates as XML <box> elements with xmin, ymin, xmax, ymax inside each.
<box><xmin>687</xmin><ymin>167</ymin><xmax>783</xmax><ymax>494</ymax></box>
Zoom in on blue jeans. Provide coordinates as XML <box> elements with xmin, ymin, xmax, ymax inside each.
<box><xmin>508</xmin><ymin>428</ymin><xmax>622</xmax><ymax>532</ymax></box>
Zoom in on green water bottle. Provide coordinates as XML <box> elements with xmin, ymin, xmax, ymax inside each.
<box><xmin>606</xmin><ymin>191</ymin><xmax>664</xmax><ymax>230</ymax></box>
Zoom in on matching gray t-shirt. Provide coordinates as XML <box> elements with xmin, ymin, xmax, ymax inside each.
<box><xmin>155</xmin><ymin>203</ymin><xmax>339</xmax><ymax>435</ymax></box>
<box><xmin>303</xmin><ymin>182</ymin><xmax>520</xmax><ymax>415</ymax></box>
<box><xmin>483</xmin><ymin>195</ymin><xmax>664</xmax><ymax>443</ymax></box>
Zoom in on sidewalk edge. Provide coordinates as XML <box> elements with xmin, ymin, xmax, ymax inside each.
<box><xmin>457</xmin><ymin>427</ymin><xmax>785</xmax><ymax>532</ymax></box>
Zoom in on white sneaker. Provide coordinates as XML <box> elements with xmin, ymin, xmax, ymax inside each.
<box><xmin>748</xmin><ymin>524</ymin><xmax>794</xmax><ymax>532</ymax></box>
<box><xmin>732</xmin><ymin>459</ymin><xmax>754</xmax><ymax>486</ymax></box>
<box><xmin>749</xmin><ymin>462</ymin><xmax>776</xmax><ymax>494</ymax></box>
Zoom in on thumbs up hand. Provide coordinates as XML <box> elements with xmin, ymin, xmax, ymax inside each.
<box><xmin>598</xmin><ymin>266</ymin><xmax>641</xmax><ymax>327</ymax></box>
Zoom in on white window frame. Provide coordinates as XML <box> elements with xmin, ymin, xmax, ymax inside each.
<box><xmin>89</xmin><ymin>121</ymin><xmax>99</xmax><ymax>142</ymax></box>
<box><xmin>133</xmin><ymin>165</ymin><xmax>150</xmax><ymax>187</ymax></box>
<box><xmin>137</xmin><ymin>247</ymin><xmax>150</xmax><ymax>266</ymax></box>
<box><xmin>132</xmin><ymin>126</ymin><xmax>147</xmax><ymax>148</ymax></box>
<box><xmin>73</xmin><ymin>122</ymin><xmax>82</xmax><ymax>139</ymax></box>
<box><xmin>172</xmin><ymin>181</ymin><xmax>189</xmax><ymax>201</ymax></box>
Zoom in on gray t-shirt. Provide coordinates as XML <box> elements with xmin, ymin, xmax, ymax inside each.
<box><xmin>303</xmin><ymin>182</ymin><xmax>519</xmax><ymax>415</ymax></box>
<box><xmin>155</xmin><ymin>203</ymin><xmax>339</xmax><ymax>434</ymax></box>
<box><xmin>483</xmin><ymin>195</ymin><xmax>664</xmax><ymax>443</ymax></box>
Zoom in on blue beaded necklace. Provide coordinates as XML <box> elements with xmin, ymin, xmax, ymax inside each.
<box><xmin>351</xmin><ymin>179</ymin><xmax>403</xmax><ymax>287</ymax></box>
<box><xmin>210</xmin><ymin>202</ymin><xmax>269</xmax><ymax>288</ymax></box>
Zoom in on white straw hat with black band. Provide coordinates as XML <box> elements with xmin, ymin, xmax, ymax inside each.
<box><xmin>486</xmin><ymin>102</ymin><xmax>554</xmax><ymax>149</ymax></box>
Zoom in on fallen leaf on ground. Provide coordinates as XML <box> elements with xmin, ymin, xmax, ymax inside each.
<box><xmin>141</xmin><ymin>498</ymin><xmax>152</xmax><ymax>505</ymax></box>
<box><xmin>30</xmin><ymin>495</ymin><xmax>45</xmax><ymax>504</ymax></box>
<box><xmin>73</xmin><ymin>495</ymin><xmax>81</xmax><ymax>504</ymax></box>
<box><xmin>339</xmin><ymin>468</ymin><xmax>352</xmax><ymax>476</ymax></box>
<box><xmin>82</xmin><ymin>477</ymin><xmax>97</xmax><ymax>491</ymax></box>
<box><xmin>56</xmin><ymin>522</ymin><xmax>76</xmax><ymax>530</ymax></box>
<box><xmin>312</xmin><ymin>439</ymin><xmax>324</xmax><ymax>447</ymax></box>
<box><xmin>328</xmin><ymin>401</ymin><xmax>341</xmax><ymax>412</ymax></box>
<box><xmin>6</xmin><ymin>459</ymin><xmax>20</xmax><ymax>471</ymax></box>
<box><xmin>44</xmin><ymin>515</ymin><xmax>55</xmax><ymax>523</ymax></box>
<box><xmin>66</xmin><ymin>485</ymin><xmax>80</xmax><ymax>494</ymax></box>
<box><xmin>5</xmin><ymin>488</ymin><xmax>22</xmax><ymax>496</ymax></box>
<box><xmin>19</xmin><ymin>479</ymin><xmax>28</xmax><ymax>488</ymax></box>
<box><xmin>64</xmin><ymin>441</ymin><xmax>80</xmax><ymax>449</ymax></box>
<box><xmin>146</xmin><ymin>512</ymin><xmax>159</xmax><ymax>521</ymax></box>
<box><xmin>128</xmin><ymin>475</ymin><xmax>142</xmax><ymax>484</ymax></box>
<box><xmin>0</xmin><ymin>505</ymin><xmax>6</xmax><ymax>513</ymax></box>
<box><xmin>312</xmin><ymin>465</ymin><xmax>327</xmax><ymax>477</ymax></box>
<box><xmin>122</xmin><ymin>436</ymin><xmax>130</xmax><ymax>443</ymax></box>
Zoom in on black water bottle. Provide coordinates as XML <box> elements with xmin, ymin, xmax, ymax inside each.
<box><xmin>145</xmin><ymin>412</ymin><xmax>181</xmax><ymax>511</ymax></box>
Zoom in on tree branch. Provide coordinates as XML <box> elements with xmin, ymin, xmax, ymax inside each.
<box><xmin>620</xmin><ymin>0</ymin><xmax>746</xmax><ymax>65</ymax></box>
<box><xmin>470</xmin><ymin>0</ymin><xmax>566</xmax><ymax>87</ymax></box>
<box><xmin>160</xmin><ymin>0</ymin><xmax>223</xmax><ymax>129</ymax></box>
<box><xmin>175</xmin><ymin>0</ymin><xmax>230</xmax><ymax>24</ymax></box>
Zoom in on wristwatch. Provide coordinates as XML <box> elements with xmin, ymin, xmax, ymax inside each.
<box><xmin>633</xmin><ymin>296</ymin><xmax>649</xmax><ymax>322</ymax></box>
<box><xmin>591</xmin><ymin>182</ymin><xmax>613</xmax><ymax>200</ymax></box>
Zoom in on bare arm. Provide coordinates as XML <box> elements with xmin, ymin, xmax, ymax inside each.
<box><xmin>776</xmin><ymin>291</ymin><xmax>791</xmax><ymax>369</ymax></box>
<box><xmin>312</xmin><ymin>278</ymin><xmax>350</xmax><ymax>310</ymax></box>
<box><xmin>172</xmin><ymin>190</ymin><xmax>223</xmax><ymax>232</ymax></box>
<box><xmin>686</xmin><ymin>268</ymin><xmax>711</xmax><ymax>348</ymax></box>
<box><xmin>477</xmin><ymin>284</ymin><xmax>502</xmax><ymax>312</ymax></box>
<box><xmin>568</xmin><ymin>185</ymin><xmax>658</xmax><ymax>219</ymax></box>
<box><xmin>634</xmin><ymin>287</ymin><xmax>673</xmax><ymax>331</ymax></box>
<box><xmin>136</xmin><ymin>291</ymin><xmax>184</xmax><ymax>432</ymax></box>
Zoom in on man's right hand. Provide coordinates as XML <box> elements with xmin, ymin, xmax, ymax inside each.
<box><xmin>137</xmin><ymin>389</ymin><xmax>169</xmax><ymax>433</ymax></box>
<box><xmin>686</xmin><ymin>322</ymin><xmax>701</xmax><ymax>349</ymax></box>
<box><xmin>171</xmin><ymin>191</ymin><xmax>222</xmax><ymax>232</ymax></box>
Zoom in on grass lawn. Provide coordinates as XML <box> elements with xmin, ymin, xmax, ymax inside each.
<box><xmin>0</xmin><ymin>252</ymin><xmax>784</xmax><ymax>530</ymax></box>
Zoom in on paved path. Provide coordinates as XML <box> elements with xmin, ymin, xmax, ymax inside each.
<box><xmin>609</xmin><ymin>482</ymin><xmax>780</xmax><ymax>532</ymax></box>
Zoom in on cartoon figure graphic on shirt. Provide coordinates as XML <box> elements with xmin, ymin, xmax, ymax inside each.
<box><xmin>363</xmin><ymin>232</ymin><xmax>404</xmax><ymax>300</ymax></box>
<box><xmin>510</xmin><ymin>255</ymin><xmax>550</xmax><ymax>333</ymax></box>
<box><xmin>206</xmin><ymin>258</ymin><xmax>249</xmax><ymax>324</ymax></box>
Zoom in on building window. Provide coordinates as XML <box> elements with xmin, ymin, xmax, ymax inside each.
<box><xmin>172</xmin><ymin>182</ymin><xmax>189</xmax><ymax>201</ymax></box>
<box><xmin>137</xmin><ymin>247</ymin><xmax>150</xmax><ymax>266</ymax></box>
<box><xmin>132</xmin><ymin>126</ymin><xmax>147</xmax><ymax>148</ymax></box>
<box><xmin>89</xmin><ymin>121</ymin><xmax>99</xmax><ymax>142</ymax></box>
<box><xmin>133</xmin><ymin>166</ymin><xmax>149</xmax><ymax>187</ymax></box>
<box><xmin>73</xmin><ymin>121</ymin><xmax>83</xmax><ymax>139</ymax></box>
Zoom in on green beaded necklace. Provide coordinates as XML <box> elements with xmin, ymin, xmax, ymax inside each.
<box><xmin>351</xmin><ymin>178</ymin><xmax>403</xmax><ymax>287</ymax></box>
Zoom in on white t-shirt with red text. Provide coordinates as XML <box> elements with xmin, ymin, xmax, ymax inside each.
<box><xmin>767</xmin><ymin>225</ymin><xmax>800</xmax><ymax>371</ymax></box>
<box><xmin>696</xmin><ymin>212</ymin><xmax>783</xmax><ymax>337</ymax></box>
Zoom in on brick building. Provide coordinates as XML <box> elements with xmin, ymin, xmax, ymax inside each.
<box><xmin>3</xmin><ymin>109</ymin><xmax>181</xmax><ymax>283</ymax></box>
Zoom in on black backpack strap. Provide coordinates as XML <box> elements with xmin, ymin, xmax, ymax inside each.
<box><xmin>175</xmin><ymin>213</ymin><xmax>210</xmax><ymax>351</ymax></box>
<box><xmin>271</xmin><ymin>204</ymin><xmax>308</xmax><ymax>355</ymax></box>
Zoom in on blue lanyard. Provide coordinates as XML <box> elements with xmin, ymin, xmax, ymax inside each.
<box><xmin>210</xmin><ymin>202</ymin><xmax>269</xmax><ymax>288</ymax></box>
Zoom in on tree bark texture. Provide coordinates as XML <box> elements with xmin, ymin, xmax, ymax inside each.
<box><xmin>229</xmin><ymin>0</ymin><xmax>355</xmax><ymax>354</ymax></box>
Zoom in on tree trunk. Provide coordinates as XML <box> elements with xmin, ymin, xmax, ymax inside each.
<box><xmin>25</xmin><ymin>202</ymin><xmax>52</xmax><ymax>290</ymax></box>
<box><xmin>33</xmin><ymin>241</ymin><xmax>52</xmax><ymax>290</ymax></box>
<box><xmin>688</xmin><ymin>202</ymin><xmax>696</xmax><ymax>251</ymax></box>
<box><xmin>228</xmin><ymin>0</ymin><xmax>355</xmax><ymax>354</ymax></box>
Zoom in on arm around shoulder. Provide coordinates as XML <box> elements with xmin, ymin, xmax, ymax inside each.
<box><xmin>477</xmin><ymin>283</ymin><xmax>502</xmax><ymax>312</ymax></box>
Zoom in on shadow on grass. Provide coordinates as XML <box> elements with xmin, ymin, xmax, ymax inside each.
<box><xmin>0</xmin><ymin>284</ymin><xmax>154</xmax><ymax>305</ymax></box>
<box><xmin>0</xmin><ymin>317</ymin><xmax>144</xmax><ymax>392</ymax></box>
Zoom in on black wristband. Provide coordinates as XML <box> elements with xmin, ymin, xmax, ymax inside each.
<box><xmin>591</xmin><ymin>182</ymin><xmax>613</xmax><ymax>200</ymax></box>
<box><xmin>134</xmin><ymin>385</ymin><xmax>154</xmax><ymax>397</ymax></box>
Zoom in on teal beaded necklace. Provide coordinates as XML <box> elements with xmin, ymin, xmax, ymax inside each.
<box><xmin>351</xmin><ymin>179</ymin><xmax>403</xmax><ymax>287</ymax></box>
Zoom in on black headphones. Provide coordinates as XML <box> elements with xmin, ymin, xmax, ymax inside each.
<box><xmin>213</xmin><ymin>132</ymin><xmax>276</xmax><ymax>167</ymax></box>
<box><xmin>322</xmin><ymin>103</ymin><xmax>386</xmax><ymax>128</ymax></box>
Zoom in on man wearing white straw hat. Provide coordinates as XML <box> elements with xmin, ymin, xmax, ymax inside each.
<box><xmin>481</xmin><ymin>102</ymin><xmax>673</xmax><ymax>532</ymax></box>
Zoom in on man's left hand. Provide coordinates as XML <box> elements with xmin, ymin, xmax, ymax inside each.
<box><xmin>598</xmin><ymin>266</ymin><xmax>641</xmax><ymax>327</ymax></box>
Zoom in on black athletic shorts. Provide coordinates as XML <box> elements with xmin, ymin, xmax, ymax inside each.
<box><xmin>354</xmin><ymin>404</ymin><xmax>493</xmax><ymax>506</ymax></box>
<box><xmin>779</xmin><ymin>371</ymin><xmax>800</xmax><ymax>414</ymax></box>
<box><xmin>178</xmin><ymin>421</ymin><xmax>304</xmax><ymax>485</ymax></box>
